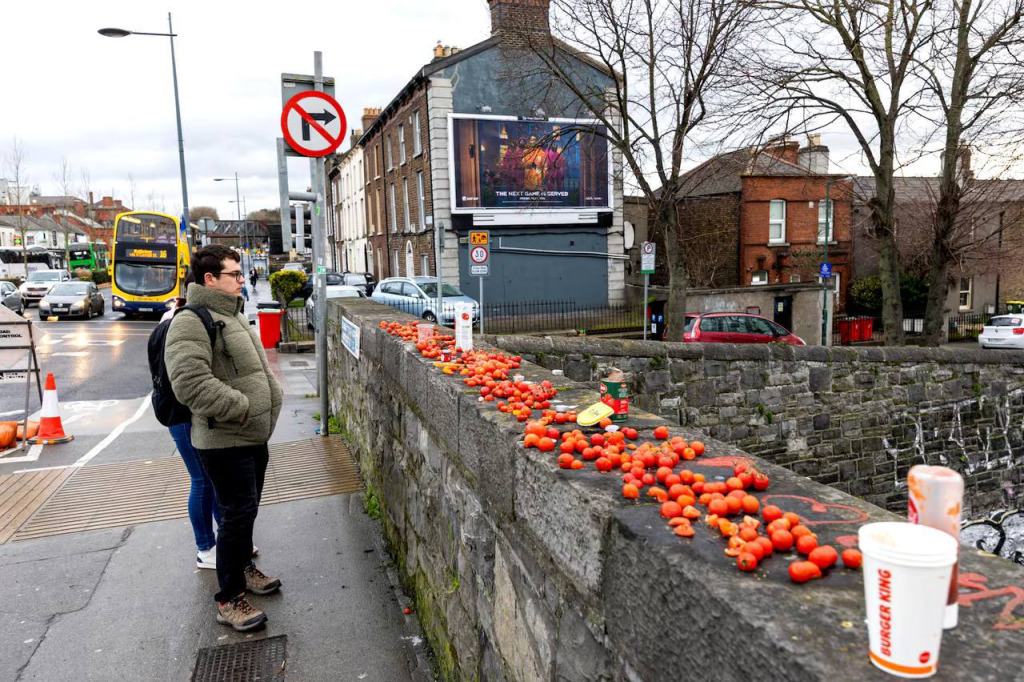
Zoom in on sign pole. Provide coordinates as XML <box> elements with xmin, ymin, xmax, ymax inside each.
<box><xmin>479</xmin><ymin>277</ymin><xmax>484</xmax><ymax>334</ymax></box>
<box><xmin>643</xmin><ymin>273</ymin><xmax>649</xmax><ymax>341</ymax></box>
<box><xmin>312</xmin><ymin>51</ymin><xmax>329</xmax><ymax>437</ymax></box>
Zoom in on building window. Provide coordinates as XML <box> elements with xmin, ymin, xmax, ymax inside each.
<box><xmin>790</xmin><ymin>274</ymin><xmax>801</xmax><ymax>283</ymax></box>
<box><xmin>405</xmin><ymin>241</ymin><xmax>415</xmax><ymax>277</ymax></box>
<box><xmin>403</xmin><ymin>178</ymin><xmax>411</xmax><ymax>230</ymax></box>
<box><xmin>386</xmin><ymin>137</ymin><xmax>394</xmax><ymax>171</ymax></box>
<box><xmin>421</xmin><ymin>253</ymin><xmax>430</xmax><ymax>276</ymax></box>
<box><xmin>399</xmin><ymin>125</ymin><xmax>406</xmax><ymax>165</ymax></box>
<box><xmin>751</xmin><ymin>270</ymin><xmax>769</xmax><ymax>285</ymax></box>
<box><xmin>769</xmin><ymin>200</ymin><xmax>786</xmax><ymax>244</ymax></box>
<box><xmin>389</xmin><ymin>184</ymin><xmax>397</xmax><ymax>233</ymax></box>
<box><xmin>393</xmin><ymin>249</ymin><xmax>400</xmax><ymax>275</ymax></box>
<box><xmin>375</xmin><ymin>144</ymin><xmax>381</xmax><ymax>178</ymax></box>
<box><xmin>817</xmin><ymin>199</ymin><xmax>834</xmax><ymax>243</ymax></box>
<box><xmin>375</xmin><ymin>188</ymin><xmax>382</xmax><ymax>235</ymax></box>
<box><xmin>959</xmin><ymin>277</ymin><xmax>973</xmax><ymax>311</ymax></box>
<box><xmin>375</xmin><ymin>248</ymin><xmax>382</xmax><ymax>277</ymax></box>
<box><xmin>417</xmin><ymin>172</ymin><xmax>426</xmax><ymax>230</ymax></box>
<box><xmin>412</xmin><ymin>113</ymin><xmax>422</xmax><ymax>156</ymax></box>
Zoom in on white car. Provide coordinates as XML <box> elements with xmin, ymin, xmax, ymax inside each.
<box><xmin>979</xmin><ymin>315</ymin><xmax>1024</xmax><ymax>349</ymax></box>
<box><xmin>19</xmin><ymin>270</ymin><xmax>71</xmax><ymax>306</ymax></box>
<box><xmin>306</xmin><ymin>284</ymin><xmax>364</xmax><ymax>328</ymax></box>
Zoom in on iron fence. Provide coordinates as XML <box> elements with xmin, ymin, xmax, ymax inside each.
<box><xmin>375</xmin><ymin>297</ymin><xmax>647</xmax><ymax>336</ymax></box>
<box><xmin>282</xmin><ymin>303</ymin><xmax>314</xmax><ymax>343</ymax></box>
<box><xmin>947</xmin><ymin>312</ymin><xmax>992</xmax><ymax>343</ymax></box>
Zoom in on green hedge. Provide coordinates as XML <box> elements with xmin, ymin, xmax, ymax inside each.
<box><xmin>74</xmin><ymin>268</ymin><xmax>111</xmax><ymax>285</ymax></box>
<box><xmin>269</xmin><ymin>269</ymin><xmax>307</xmax><ymax>303</ymax></box>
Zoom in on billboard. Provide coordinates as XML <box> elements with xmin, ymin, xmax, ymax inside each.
<box><xmin>450</xmin><ymin>115</ymin><xmax>611</xmax><ymax>212</ymax></box>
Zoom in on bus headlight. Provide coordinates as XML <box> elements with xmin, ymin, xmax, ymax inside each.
<box><xmin>113</xmin><ymin>296</ymin><xmax>125</xmax><ymax>309</ymax></box>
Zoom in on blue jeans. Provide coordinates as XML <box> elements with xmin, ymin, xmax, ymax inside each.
<box><xmin>169</xmin><ymin>422</ymin><xmax>221</xmax><ymax>552</ymax></box>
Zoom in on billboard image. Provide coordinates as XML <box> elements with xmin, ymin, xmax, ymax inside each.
<box><xmin>451</xmin><ymin>116</ymin><xmax>610</xmax><ymax>211</ymax></box>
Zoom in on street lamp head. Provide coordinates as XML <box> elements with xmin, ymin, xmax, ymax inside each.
<box><xmin>98</xmin><ymin>27</ymin><xmax>132</xmax><ymax>38</ymax></box>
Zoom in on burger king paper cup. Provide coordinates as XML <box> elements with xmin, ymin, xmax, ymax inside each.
<box><xmin>858</xmin><ymin>522</ymin><xmax>958</xmax><ymax>678</ymax></box>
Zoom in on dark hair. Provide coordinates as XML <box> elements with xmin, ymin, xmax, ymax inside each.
<box><xmin>193</xmin><ymin>245</ymin><xmax>240</xmax><ymax>284</ymax></box>
<box><xmin>174</xmin><ymin>272</ymin><xmax>195</xmax><ymax>308</ymax></box>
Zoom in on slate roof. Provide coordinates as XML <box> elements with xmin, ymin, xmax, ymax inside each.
<box><xmin>30</xmin><ymin>195</ymin><xmax>84</xmax><ymax>207</ymax></box>
<box><xmin>676</xmin><ymin>147</ymin><xmax>830</xmax><ymax>198</ymax></box>
<box><xmin>853</xmin><ymin>176</ymin><xmax>1024</xmax><ymax>204</ymax></box>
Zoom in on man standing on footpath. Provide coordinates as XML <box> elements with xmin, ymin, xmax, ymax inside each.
<box><xmin>165</xmin><ymin>244</ymin><xmax>284</xmax><ymax>631</ymax></box>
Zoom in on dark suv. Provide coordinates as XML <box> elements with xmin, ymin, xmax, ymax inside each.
<box><xmin>340</xmin><ymin>272</ymin><xmax>376</xmax><ymax>297</ymax></box>
<box><xmin>683</xmin><ymin>312</ymin><xmax>805</xmax><ymax>345</ymax></box>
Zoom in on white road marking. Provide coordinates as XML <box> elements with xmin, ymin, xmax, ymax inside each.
<box><xmin>68</xmin><ymin>394</ymin><xmax>152</xmax><ymax>468</ymax></box>
<box><xmin>50</xmin><ymin>352</ymin><xmax>90</xmax><ymax>357</ymax></box>
<box><xmin>0</xmin><ymin>409</ymin><xmax>24</xmax><ymax>417</ymax></box>
<box><xmin>0</xmin><ymin>444</ymin><xmax>44</xmax><ymax>464</ymax></box>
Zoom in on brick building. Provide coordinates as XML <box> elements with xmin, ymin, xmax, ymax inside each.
<box><xmin>356</xmin><ymin>0</ymin><xmax>625</xmax><ymax>306</ymax></box>
<box><xmin>672</xmin><ymin>137</ymin><xmax>852</xmax><ymax>309</ymax></box>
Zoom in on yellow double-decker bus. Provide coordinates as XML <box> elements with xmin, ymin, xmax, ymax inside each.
<box><xmin>109</xmin><ymin>211</ymin><xmax>191</xmax><ymax>318</ymax></box>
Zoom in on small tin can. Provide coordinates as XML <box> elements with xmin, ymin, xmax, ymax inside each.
<box><xmin>599</xmin><ymin>369</ymin><xmax>629</xmax><ymax>422</ymax></box>
<box><xmin>907</xmin><ymin>465</ymin><xmax>964</xmax><ymax>629</ymax></box>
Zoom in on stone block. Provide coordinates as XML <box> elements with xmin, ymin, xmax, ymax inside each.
<box><xmin>808</xmin><ymin>366</ymin><xmax>831</xmax><ymax>393</ymax></box>
<box><xmin>813</xmin><ymin>413</ymin><xmax>830</xmax><ymax>431</ymax></box>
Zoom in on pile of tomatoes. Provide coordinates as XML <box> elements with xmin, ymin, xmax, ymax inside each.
<box><xmin>380</xmin><ymin>319</ymin><xmax>863</xmax><ymax>584</ymax></box>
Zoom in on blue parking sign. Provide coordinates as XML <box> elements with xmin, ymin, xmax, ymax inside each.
<box><xmin>819</xmin><ymin>262</ymin><xmax>832</xmax><ymax>279</ymax></box>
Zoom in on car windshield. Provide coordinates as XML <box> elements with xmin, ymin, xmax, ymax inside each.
<box><xmin>326</xmin><ymin>289</ymin><xmax>361</xmax><ymax>299</ymax></box>
<box><xmin>989</xmin><ymin>316</ymin><xmax>1022</xmax><ymax>327</ymax></box>
<box><xmin>50</xmin><ymin>282</ymin><xmax>89</xmax><ymax>296</ymax></box>
<box><xmin>418</xmin><ymin>282</ymin><xmax>463</xmax><ymax>297</ymax></box>
<box><xmin>28</xmin><ymin>271</ymin><xmax>61</xmax><ymax>282</ymax></box>
<box><xmin>345</xmin><ymin>274</ymin><xmax>368</xmax><ymax>285</ymax></box>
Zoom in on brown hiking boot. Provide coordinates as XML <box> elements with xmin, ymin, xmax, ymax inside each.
<box><xmin>244</xmin><ymin>563</ymin><xmax>282</xmax><ymax>595</ymax></box>
<box><xmin>216</xmin><ymin>594</ymin><xmax>267</xmax><ymax>632</ymax></box>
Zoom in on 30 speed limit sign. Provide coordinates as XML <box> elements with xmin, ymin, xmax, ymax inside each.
<box><xmin>469</xmin><ymin>231</ymin><xmax>489</xmax><ymax>277</ymax></box>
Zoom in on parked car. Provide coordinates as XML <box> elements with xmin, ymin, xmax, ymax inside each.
<box><xmin>281</xmin><ymin>262</ymin><xmax>308</xmax><ymax>273</ymax></box>
<box><xmin>340</xmin><ymin>271</ymin><xmax>377</xmax><ymax>297</ymax></box>
<box><xmin>682</xmin><ymin>312</ymin><xmax>805</xmax><ymax>345</ymax></box>
<box><xmin>39</xmin><ymin>281</ymin><xmax>105</xmax><ymax>319</ymax></box>
<box><xmin>371</xmin><ymin>277</ymin><xmax>478</xmax><ymax>325</ymax></box>
<box><xmin>305</xmin><ymin>284</ymin><xmax>365</xmax><ymax>328</ymax></box>
<box><xmin>979</xmin><ymin>315</ymin><xmax>1024</xmax><ymax>350</ymax></box>
<box><xmin>19</xmin><ymin>269</ymin><xmax>71</xmax><ymax>306</ymax></box>
<box><xmin>299</xmin><ymin>271</ymin><xmax>344</xmax><ymax>300</ymax></box>
<box><xmin>1</xmin><ymin>280</ymin><xmax>25</xmax><ymax>315</ymax></box>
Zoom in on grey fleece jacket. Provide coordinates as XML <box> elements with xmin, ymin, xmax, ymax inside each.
<box><xmin>164</xmin><ymin>283</ymin><xmax>283</xmax><ymax>450</ymax></box>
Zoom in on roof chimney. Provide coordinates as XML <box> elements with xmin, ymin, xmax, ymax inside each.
<box><xmin>350</xmin><ymin>128</ymin><xmax>363</xmax><ymax>150</ymax></box>
<box><xmin>361</xmin><ymin>107</ymin><xmax>381</xmax><ymax>136</ymax></box>
<box><xmin>433</xmin><ymin>41</ymin><xmax>444</xmax><ymax>60</ymax></box>
<box><xmin>488</xmin><ymin>0</ymin><xmax>550</xmax><ymax>36</ymax></box>
<box><xmin>797</xmin><ymin>136</ymin><xmax>829</xmax><ymax>174</ymax></box>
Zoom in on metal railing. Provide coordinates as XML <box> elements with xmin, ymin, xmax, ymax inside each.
<box><xmin>282</xmin><ymin>303</ymin><xmax>314</xmax><ymax>343</ymax></box>
<box><xmin>947</xmin><ymin>312</ymin><xmax>992</xmax><ymax>343</ymax></box>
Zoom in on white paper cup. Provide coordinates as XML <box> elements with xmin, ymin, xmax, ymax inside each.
<box><xmin>859</xmin><ymin>522</ymin><xmax>958</xmax><ymax>678</ymax></box>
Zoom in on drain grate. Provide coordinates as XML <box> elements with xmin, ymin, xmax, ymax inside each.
<box><xmin>192</xmin><ymin>635</ymin><xmax>287</xmax><ymax>682</ymax></box>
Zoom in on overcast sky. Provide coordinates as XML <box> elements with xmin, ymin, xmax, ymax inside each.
<box><xmin>1</xmin><ymin>0</ymin><xmax>490</xmax><ymax>219</ymax></box>
<box><xmin>5</xmin><ymin>1</ymin><xmax>1013</xmax><ymax>223</ymax></box>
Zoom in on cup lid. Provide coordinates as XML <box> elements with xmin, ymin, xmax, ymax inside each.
<box><xmin>858</xmin><ymin>522</ymin><xmax>958</xmax><ymax>565</ymax></box>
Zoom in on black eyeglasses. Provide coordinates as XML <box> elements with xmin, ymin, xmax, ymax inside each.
<box><xmin>216</xmin><ymin>270</ymin><xmax>246</xmax><ymax>282</ymax></box>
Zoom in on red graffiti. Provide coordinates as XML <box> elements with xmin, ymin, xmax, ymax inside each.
<box><xmin>760</xmin><ymin>494</ymin><xmax>871</xmax><ymax>527</ymax></box>
<box><xmin>699</xmin><ymin>456</ymin><xmax>756</xmax><ymax>470</ymax></box>
<box><xmin>958</xmin><ymin>572</ymin><xmax>1024</xmax><ymax>631</ymax></box>
<box><xmin>835</xmin><ymin>534</ymin><xmax>859</xmax><ymax>548</ymax></box>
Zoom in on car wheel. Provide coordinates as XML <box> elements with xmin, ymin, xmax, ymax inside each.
<box><xmin>423</xmin><ymin>311</ymin><xmax>437</xmax><ymax>323</ymax></box>
<box><xmin>86</xmin><ymin>306</ymin><xmax>93</xmax><ymax>320</ymax></box>
<box><xmin>98</xmin><ymin>304</ymin><xmax>104</xmax><ymax>316</ymax></box>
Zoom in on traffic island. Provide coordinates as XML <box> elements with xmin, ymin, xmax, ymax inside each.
<box><xmin>327</xmin><ymin>298</ymin><xmax>1024</xmax><ymax>681</ymax></box>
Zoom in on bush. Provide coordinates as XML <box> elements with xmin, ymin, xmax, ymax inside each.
<box><xmin>91</xmin><ymin>269</ymin><xmax>111</xmax><ymax>285</ymax></box>
<box><xmin>848</xmin><ymin>274</ymin><xmax>929</xmax><ymax>317</ymax></box>
<box><xmin>74</xmin><ymin>268</ymin><xmax>92</xmax><ymax>281</ymax></box>
<box><xmin>269</xmin><ymin>269</ymin><xmax>307</xmax><ymax>302</ymax></box>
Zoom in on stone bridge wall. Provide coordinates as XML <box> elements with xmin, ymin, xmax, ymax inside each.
<box><xmin>483</xmin><ymin>336</ymin><xmax>1024</xmax><ymax>519</ymax></box>
<box><xmin>327</xmin><ymin>299</ymin><xmax>1023</xmax><ymax>681</ymax></box>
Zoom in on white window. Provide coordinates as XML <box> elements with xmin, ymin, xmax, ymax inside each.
<box><xmin>403</xmin><ymin>179</ymin><xmax>411</xmax><ymax>230</ymax></box>
<box><xmin>399</xmin><ymin>125</ymin><xmax>406</xmax><ymax>165</ymax></box>
<box><xmin>375</xmin><ymin>144</ymin><xmax>381</xmax><ymax>178</ymax></box>
<box><xmin>769</xmin><ymin>200</ymin><xmax>786</xmax><ymax>244</ymax></box>
<box><xmin>393</xmin><ymin>249</ymin><xmax>400</xmax><ymax>275</ymax></box>
<box><xmin>375</xmin><ymin>248</ymin><xmax>382</xmax><ymax>276</ymax></box>
<box><xmin>751</xmin><ymin>270</ymin><xmax>769</xmax><ymax>285</ymax></box>
<box><xmin>375</xmin><ymin>189</ymin><xmax>382</xmax><ymax>234</ymax></box>
<box><xmin>790</xmin><ymin>274</ymin><xmax>801</xmax><ymax>283</ymax></box>
<box><xmin>412</xmin><ymin>113</ymin><xmax>422</xmax><ymax>156</ymax></box>
<box><xmin>817</xmin><ymin>199</ymin><xmax>834</xmax><ymax>243</ymax></box>
<box><xmin>421</xmin><ymin>253</ymin><xmax>430</xmax><ymax>276</ymax></box>
<box><xmin>959</xmin><ymin>277</ymin><xmax>973</xmax><ymax>310</ymax></box>
<box><xmin>417</xmin><ymin>172</ymin><xmax>426</xmax><ymax>230</ymax></box>
<box><xmin>389</xmin><ymin>184</ymin><xmax>397</xmax><ymax>233</ymax></box>
<box><xmin>386</xmin><ymin>137</ymin><xmax>394</xmax><ymax>171</ymax></box>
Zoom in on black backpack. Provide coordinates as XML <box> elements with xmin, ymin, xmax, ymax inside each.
<box><xmin>147</xmin><ymin>305</ymin><xmax>222</xmax><ymax>427</ymax></box>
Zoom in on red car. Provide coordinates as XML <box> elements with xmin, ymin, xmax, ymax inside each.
<box><xmin>683</xmin><ymin>312</ymin><xmax>805</xmax><ymax>345</ymax></box>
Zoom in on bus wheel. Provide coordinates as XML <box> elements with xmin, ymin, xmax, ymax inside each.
<box><xmin>123</xmin><ymin>311</ymin><xmax>136</xmax><ymax>320</ymax></box>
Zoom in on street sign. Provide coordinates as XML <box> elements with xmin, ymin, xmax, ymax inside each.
<box><xmin>819</xmin><ymin>262</ymin><xmax>832</xmax><ymax>279</ymax></box>
<box><xmin>317</xmin><ymin>265</ymin><xmax>327</xmax><ymax>275</ymax></box>
<box><xmin>281</xmin><ymin>90</ymin><xmax>346</xmax><ymax>158</ymax></box>
<box><xmin>469</xmin><ymin>231</ymin><xmax>489</xmax><ymax>278</ymax></box>
<box><xmin>641</xmin><ymin>241</ymin><xmax>656</xmax><ymax>274</ymax></box>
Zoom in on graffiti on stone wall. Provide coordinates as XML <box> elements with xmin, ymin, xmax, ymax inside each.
<box><xmin>961</xmin><ymin>509</ymin><xmax>1024</xmax><ymax>567</ymax></box>
<box><xmin>958</xmin><ymin>572</ymin><xmax>1024</xmax><ymax>630</ymax></box>
<box><xmin>881</xmin><ymin>387</ymin><xmax>1024</xmax><ymax>504</ymax></box>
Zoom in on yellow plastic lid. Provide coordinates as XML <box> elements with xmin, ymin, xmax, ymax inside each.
<box><xmin>575</xmin><ymin>401</ymin><xmax>614</xmax><ymax>427</ymax></box>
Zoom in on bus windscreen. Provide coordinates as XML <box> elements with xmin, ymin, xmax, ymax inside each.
<box><xmin>114</xmin><ymin>262</ymin><xmax>177</xmax><ymax>296</ymax></box>
<box><xmin>116</xmin><ymin>214</ymin><xmax>178</xmax><ymax>244</ymax></box>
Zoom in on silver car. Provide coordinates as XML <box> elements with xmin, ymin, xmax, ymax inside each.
<box><xmin>39</xmin><ymin>281</ymin><xmax>105</xmax><ymax>319</ymax></box>
<box><xmin>371</xmin><ymin>277</ymin><xmax>479</xmax><ymax>325</ymax></box>
<box><xmin>1</xmin><ymin>280</ymin><xmax>25</xmax><ymax>315</ymax></box>
<box><xmin>306</xmin><ymin>284</ymin><xmax>364</xmax><ymax>328</ymax></box>
<box><xmin>19</xmin><ymin>269</ymin><xmax>71</xmax><ymax>306</ymax></box>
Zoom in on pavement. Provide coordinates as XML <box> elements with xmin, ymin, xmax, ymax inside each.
<box><xmin>0</xmin><ymin>282</ymin><xmax>431</xmax><ymax>681</ymax></box>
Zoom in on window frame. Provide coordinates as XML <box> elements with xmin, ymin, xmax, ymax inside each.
<box><xmin>751</xmin><ymin>270</ymin><xmax>769</xmax><ymax>285</ymax></box>
<box><xmin>421</xmin><ymin>253</ymin><xmax>430</xmax><ymax>277</ymax></box>
<box><xmin>817</xmin><ymin>199</ymin><xmax>835</xmax><ymax>244</ymax></box>
<box><xmin>768</xmin><ymin>200</ymin><xmax>787</xmax><ymax>244</ymax></box>
<box><xmin>412</xmin><ymin>113</ymin><xmax>423</xmax><ymax>156</ymax></box>
<box><xmin>959</xmin><ymin>276</ymin><xmax>973</xmax><ymax>311</ymax></box>
<box><xmin>389</xmin><ymin>184</ymin><xmax>397</xmax><ymax>233</ymax></box>
<box><xmin>398</xmin><ymin>125</ymin><xmax>407</xmax><ymax>165</ymax></box>
<box><xmin>403</xmin><ymin>178</ymin><xmax>411</xmax><ymax>230</ymax></box>
<box><xmin>417</xmin><ymin>171</ymin><xmax>426</xmax><ymax>230</ymax></box>
<box><xmin>386</xmin><ymin>137</ymin><xmax>394</xmax><ymax>172</ymax></box>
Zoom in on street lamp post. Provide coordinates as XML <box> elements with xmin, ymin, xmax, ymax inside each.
<box><xmin>215</xmin><ymin>173</ymin><xmax>243</xmax><ymax>263</ymax></box>
<box><xmin>99</xmin><ymin>13</ymin><xmax>191</xmax><ymax>254</ymax></box>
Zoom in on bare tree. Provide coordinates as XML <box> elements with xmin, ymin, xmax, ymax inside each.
<box><xmin>127</xmin><ymin>173</ymin><xmax>137</xmax><ymax>210</ymax></box>
<box><xmin>53</xmin><ymin>156</ymin><xmax>76</xmax><ymax>266</ymax></box>
<box><xmin>751</xmin><ymin>0</ymin><xmax>939</xmax><ymax>345</ymax></box>
<box><xmin>915</xmin><ymin>0</ymin><xmax>1024</xmax><ymax>345</ymax></box>
<box><xmin>506</xmin><ymin>0</ymin><xmax>759</xmax><ymax>338</ymax></box>
<box><xmin>190</xmin><ymin>206</ymin><xmax>219</xmax><ymax>221</ymax></box>
<box><xmin>248</xmin><ymin>208</ymin><xmax>279</xmax><ymax>221</ymax></box>
<box><xmin>4</xmin><ymin>137</ymin><xmax>31</xmax><ymax>268</ymax></box>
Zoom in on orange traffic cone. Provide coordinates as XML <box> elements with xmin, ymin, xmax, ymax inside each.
<box><xmin>29</xmin><ymin>373</ymin><xmax>74</xmax><ymax>445</ymax></box>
